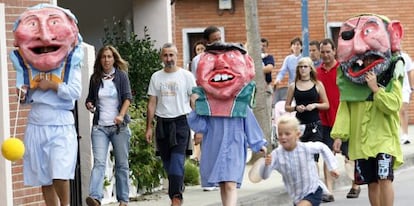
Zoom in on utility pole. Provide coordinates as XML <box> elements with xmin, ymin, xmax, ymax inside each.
<box><xmin>244</xmin><ymin>0</ymin><xmax>272</xmax><ymax>161</ymax></box>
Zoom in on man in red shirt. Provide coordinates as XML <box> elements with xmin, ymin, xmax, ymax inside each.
<box><xmin>316</xmin><ymin>38</ymin><xmax>360</xmax><ymax>202</ymax></box>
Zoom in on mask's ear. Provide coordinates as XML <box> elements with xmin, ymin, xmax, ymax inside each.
<box><xmin>388</xmin><ymin>20</ymin><xmax>403</xmax><ymax>52</ymax></box>
<box><xmin>244</xmin><ymin>54</ymin><xmax>255</xmax><ymax>80</ymax></box>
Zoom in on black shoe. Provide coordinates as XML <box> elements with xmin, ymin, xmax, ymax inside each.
<box><xmin>322</xmin><ymin>194</ymin><xmax>334</xmax><ymax>202</ymax></box>
<box><xmin>86</xmin><ymin>196</ymin><xmax>101</xmax><ymax>206</ymax></box>
<box><xmin>346</xmin><ymin>187</ymin><xmax>361</xmax><ymax>198</ymax></box>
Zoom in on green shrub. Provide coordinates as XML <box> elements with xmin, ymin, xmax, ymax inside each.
<box><xmin>184</xmin><ymin>159</ymin><xmax>200</xmax><ymax>186</ymax></box>
<box><xmin>128</xmin><ymin>101</ymin><xmax>166</xmax><ymax>193</ymax></box>
<box><xmin>102</xmin><ymin>18</ymin><xmax>162</xmax><ymax>104</ymax></box>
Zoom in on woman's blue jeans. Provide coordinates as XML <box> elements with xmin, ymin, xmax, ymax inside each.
<box><xmin>88</xmin><ymin>124</ymin><xmax>131</xmax><ymax>203</ymax></box>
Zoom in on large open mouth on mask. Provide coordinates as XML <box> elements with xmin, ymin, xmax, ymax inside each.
<box><xmin>344</xmin><ymin>51</ymin><xmax>387</xmax><ymax>77</ymax></box>
<box><xmin>31</xmin><ymin>46</ymin><xmax>60</xmax><ymax>54</ymax></box>
<box><xmin>340</xmin><ymin>50</ymin><xmax>391</xmax><ymax>84</ymax></box>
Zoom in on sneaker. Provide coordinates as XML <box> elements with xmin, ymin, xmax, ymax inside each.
<box><xmin>321</xmin><ymin>194</ymin><xmax>334</xmax><ymax>202</ymax></box>
<box><xmin>202</xmin><ymin>186</ymin><xmax>218</xmax><ymax>191</ymax></box>
<box><xmin>346</xmin><ymin>187</ymin><xmax>361</xmax><ymax>198</ymax></box>
<box><xmin>171</xmin><ymin>197</ymin><xmax>182</xmax><ymax>206</ymax></box>
<box><xmin>119</xmin><ymin>202</ymin><xmax>128</xmax><ymax>206</ymax></box>
<box><xmin>400</xmin><ymin>134</ymin><xmax>411</xmax><ymax>145</ymax></box>
<box><xmin>86</xmin><ymin>196</ymin><xmax>100</xmax><ymax>206</ymax></box>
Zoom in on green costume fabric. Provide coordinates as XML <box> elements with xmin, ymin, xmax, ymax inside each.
<box><xmin>193</xmin><ymin>81</ymin><xmax>255</xmax><ymax>118</ymax></box>
<box><xmin>332</xmin><ymin>59</ymin><xmax>404</xmax><ymax>169</ymax></box>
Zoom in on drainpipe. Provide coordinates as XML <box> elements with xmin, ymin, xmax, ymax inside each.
<box><xmin>301</xmin><ymin>0</ymin><xmax>309</xmax><ymax>57</ymax></box>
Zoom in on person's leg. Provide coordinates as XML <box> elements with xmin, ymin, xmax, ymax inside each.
<box><xmin>88</xmin><ymin>126</ymin><xmax>111</xmax><ymax>202</ymax></box>
<box><xmin>367</xmin><ymin>182</ymin><xmax>380</xmax><ymax>206</ymax></box>
<box><xmin>296</xmin><ymin>200</ymin><xmax>312</xmax><ymax>206</ymax></box>
<box><xmin>379</xmin><ymin>179</ymin><xmax>394</xmax><ymax>206</ymax></box>
<box><xmin>42</xmin><ymin>185</ymin><xmax>59</xmax><ymax>206</ymax></box>
<box><xmin>345</xmin><ymin>159</ymin><xmax>361</xmax><ymax>198</ymax></box>
<box><xmin>299</xmin><ymin>186</ymin><xmax>322</xmax><ymax>206</ymax></box>
<box><xmin>219</xmin><ymin>182</ymin><xmax>237</xmax><ymax>206</ymax></box>
<box><xmin>376</xmin><ymin>153</ymin><xmax>395</xmax><ymax>206</ymax></box>
<box><xmin>399</xmin><ymin>102</ymin><xmax>411</xmax><ymax>144</ymax></box>
<box><xmin>53</xmin><ymin>179</ymin><xmax>70</xmax><ymax>206</ymax></box>
<box><xmin>111</xmin><ymin>125</ymin><xmax>131</xmax><ymax>204</ymax></box>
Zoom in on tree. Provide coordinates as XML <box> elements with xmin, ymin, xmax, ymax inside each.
<box><xmin>244</xmin><ymin>0</ymin><xmax>272</xmax><ymax>162</ymax></box>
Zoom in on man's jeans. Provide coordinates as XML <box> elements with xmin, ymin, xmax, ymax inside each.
<box><xmin>89</xmin><ymin>124</ymin><xmax>131</xmax><ymax>202</ymax></box>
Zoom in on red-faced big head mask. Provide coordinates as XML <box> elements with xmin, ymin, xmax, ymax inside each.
<box><xmin>337</xmin><ymin>14</ymin><xmax>403</xmax><ymax>84</ymax></box>
<box><xmin>197</xmin><ymin>43</ymin><xmax>255</xmax><ymax>100</ymax></box>
<box><xmin>13</xmin><ymin>4</ymin><xmax>80</xmax><ymax>71</ymax></box>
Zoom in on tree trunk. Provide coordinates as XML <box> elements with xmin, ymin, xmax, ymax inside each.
<box><xmin>244</xmin><ymin>0</ymin><xmax>272</xmax><ymax>164</ymax></box>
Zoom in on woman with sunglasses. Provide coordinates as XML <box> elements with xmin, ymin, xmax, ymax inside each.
<box><xmin>285</xmin><ymin>57</ymin><xmax>329</xmax><ymax>163</ymax></box>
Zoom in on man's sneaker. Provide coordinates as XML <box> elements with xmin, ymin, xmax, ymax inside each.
<box><xmin>322</xmin><ymin>194</ymin><xmax>334</xmax><ymax>202</ymax></box>
<box><xmin>346</xmin><ymin>187</ymin><xmax>361</xmax><ymax>198</ymax></box>
<box><xmin>86</xmin><ymin>196</ymin><xmax>101</xmax><ymax>206</ymax></box>
<box><xmin>400</xmin><ymin>134</ymin><xmax>411</xmax><ymax>145</ymax></box>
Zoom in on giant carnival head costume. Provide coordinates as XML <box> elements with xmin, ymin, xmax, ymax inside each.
<box><xmin>193</xmin><ymin>42</ymin><xmax>255</xmax><ymax>117</ymax></box>
<box><xmin>336</xmin><ymin>14</ymin><xmax>404</xmax><ymax>101</ymax></box>
<box><xmin>11</xmin><ymin>3</ymin><xmax>83</xmax><ymax>89</ymax></box>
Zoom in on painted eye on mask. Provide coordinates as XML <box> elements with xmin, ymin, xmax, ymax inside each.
<box><xmin>364</xmin><ymin>28</ymin><xmax>373</xmax><ymax>35</ymax></box>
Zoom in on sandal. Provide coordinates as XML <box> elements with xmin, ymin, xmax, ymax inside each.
<box><xmin>346</xmin><ymin>187</ymin><xmax>361</xmax><ymax>198</ymax></box>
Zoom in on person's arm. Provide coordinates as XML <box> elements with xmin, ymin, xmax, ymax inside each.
<box><xmin>284</xmin><ymin>83</ymin><xmax>296</xmax><ymax>112</ymax></box>
<box><xmin>311</xmin><ymin>142</ymin><xmax>339</xmax><ymax>178</ymax></box>
<box><xmin>145</xmin><ymin>95</ymin><xmax>157</xmax><ymax>143</ymax></box>
<box><xmin>115</xmin><ymin>71</ymin><xmax>133</xmax><ymax>124</ymax></box>
<box><xmin>263</xmin><ymin>55</ymin><xmax>275</xmax><ymax>74</ymax></box>
<box><xmin>275</xmin><ymin>56</ymin><xmax>289</xmax><ymax>84</ymax></box>
<box><xmin>115</xmin><ymin>99</ymin><xmax>131</xmax><ymax>125</ymax></box>
<box><xmin>263</xmin><ymin>151</ymin><xmax>275</xmax><ymax>179</ymax></box>
<box><xmin>371</xmin><ymin>60</ymin><xmax>404</xmax><ymax>114</ymax></box>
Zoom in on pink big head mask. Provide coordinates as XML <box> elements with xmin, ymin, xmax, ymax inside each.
<box><xmin>197</xmin><ymin>44</ymin><xmax>254</xmax><ymax>99</ymax></box>
<box><xmin>196</xmin><ymin>42</ymin><xmax>255</xmax><ymax>117</ymax></box>
<box><xmin>13</xmin><ymin>4</ymin><xmax>79</xmax><ymax>71</ymax></box>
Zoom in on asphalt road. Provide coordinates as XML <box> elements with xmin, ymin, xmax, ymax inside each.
<box><xmin>327</xmin><ymin>166</ymin><xmax>414</xmax><ymax>206</ymax></box>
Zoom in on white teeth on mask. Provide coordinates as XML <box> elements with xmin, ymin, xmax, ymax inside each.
<box><xmin>357</xmin><ymin>59</ymin><xmax>363</xmax><ymax>66</ymax></box>
<box><xmin>214</xmin><ymin>75</ymin><xmax>221</xmax><ymax>81</ymax></box>
<box><xmin>212</xmin><ymin>74</ymin><xmax>234</xmax><ymax>82</ymax></box>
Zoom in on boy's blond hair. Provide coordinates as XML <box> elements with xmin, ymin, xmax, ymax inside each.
<box><xmin>277</xmin><ymin>114</ymin><xmax>301</xmax><ymax>132</ymax></box>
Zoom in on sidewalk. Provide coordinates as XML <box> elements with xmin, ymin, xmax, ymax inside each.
<box><xmin>106</xmin><ymin>127</ymin><xmax>414</xmax><ymax>206</ymax></box>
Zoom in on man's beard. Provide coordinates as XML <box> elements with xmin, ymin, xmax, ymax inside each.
<box><xmin>165</xmin><ymin>61</ymin><xmax>175</xmax><ymax>68</ymax></box>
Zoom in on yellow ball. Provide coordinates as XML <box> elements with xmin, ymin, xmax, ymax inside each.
<box><xmin>1</xmin><ymin>138</ymin><xmax>25</xmax><ymax>161</ymax></box>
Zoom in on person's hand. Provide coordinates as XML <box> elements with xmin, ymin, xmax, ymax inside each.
<box><xmin>86</xmin><ymin>102</ymin><xmax>95</xmax><ymax>113</ymax></box>
<box><xmin>114</xmin><ymin>115</ymin><xmax>124</xmax><ymax>125</ymax></box>
<box><xmin>16</xmin><ymin>86</ymin><xmax>28</xmax><ymax>103</ymax></box>
<box><xmin>295</xmin><ymin>105</ymin><xmax>306</xmax><ymax>113</ymax></box>
<box><xmin>305</xmin><ymin>103</ymin><xmax>317</xmax><ymax>111</ymax></box>
<box><xmin>145</xmin><ymin>129</ymin><xmax>153</xmax><ymax>143</ymax></box>
<box><xmin>333</xmin><ymin>138</ymin><xmax>342</xmax><ymax>154</ymax></box>
<box><xmin>264</xmin><ymin>154</ymin><xmax>272</xmax><ymax>166</ymax></box>
<box><xmin>37</xmin><ymin>79</ymin><xmax>57</xmax><ymax>91</ymax></box>
<box><xmin>259</xmin><ymin>146</ymin><xmax>267</xmax><ymax>156</ymax></box>
<box><xmin>190</xmin><ymin>93</ymin><xmax>199</xmax><ymax>110</ymax></box>
<box><xmin>194</xmin><ymin>133</ymin><xmax>203</xmax><ymax>145</ymax></box>
<box><xmin>330</xmin><ymin>169</ymin><xmax>340</xmax><ymax>179</ymax></box>
<box><xmin>365</xmin><ymin>71</ymin><xmax>379</xmax><ymax>93</ymax></box>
